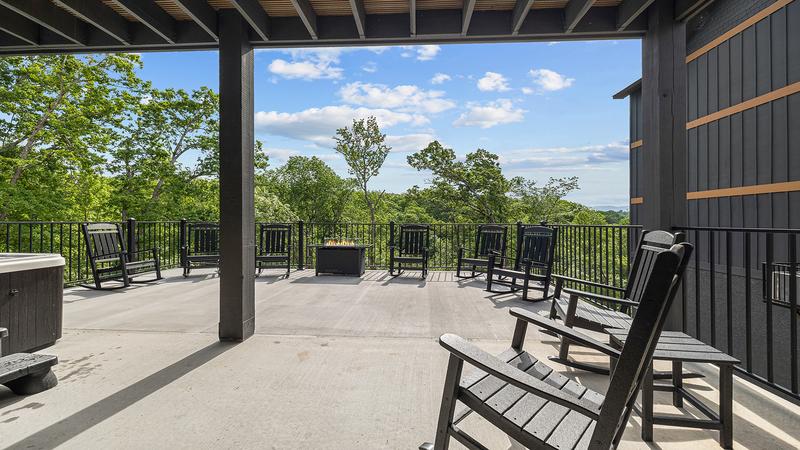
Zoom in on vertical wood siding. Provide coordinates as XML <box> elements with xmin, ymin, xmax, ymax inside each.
<box><xmin>685</xmin><ymin>0</ymin><xmax>800</xmax><ymax>233</ymax></box>
<box><xmin>629</xmin><ymin>90</ymin><xmax>643</xmax><ymax>225</ymax></box>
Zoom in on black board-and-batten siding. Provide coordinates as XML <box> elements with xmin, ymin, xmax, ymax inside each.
<box><xmin>621</xmin><ymin>0</ymin><xmax>800</xmax><ymax>233</ymax></box>
<box><xmin>686</xmin><ymin>0</ymin><xmax>800</xmax><ymax>232</ymax></box>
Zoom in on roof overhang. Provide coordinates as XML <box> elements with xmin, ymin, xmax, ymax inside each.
<box><xmin>0</xmin><ymin>0</ymin><xmax>710</xmax><ymax>56</ymax></box>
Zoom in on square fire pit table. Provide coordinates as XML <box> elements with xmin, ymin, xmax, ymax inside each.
<box><xmin>309</xmin><ymin>240</ymin><xmax>370</xmax><ymax>276</ymax></box>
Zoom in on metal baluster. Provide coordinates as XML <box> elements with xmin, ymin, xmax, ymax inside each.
<box><xmin>695</xmin><ymin>229</ymin><xmax>701</xmax><ymax>338</ymax></box>
<box><xmin>726</xmin><ymin>231</ymin><xmax>732</xmax><ymax>353</ymax></box>
<box><xmin>745</xmin><ymin>232</ymin><xmax>752</xmax><ymax>372</ymax></box>
<box><xmin>765</xmin><ymin>232</ymin><xmax>774</xmax><ymax>382</ymax></box>
<box><xmin>710</xmin><ymin>230</ymin><xmax>716</xmax><ymax>346</ymax></box>
<box><xmin>788</xmin><ymin>232</ymin><xmax>798</xmax><ymax>394</ymax></box>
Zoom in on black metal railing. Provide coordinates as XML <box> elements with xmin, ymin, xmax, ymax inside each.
<box><xmin>4</xmin><ymin>218</ymin><xmax>796</xmax><ymax>402</ymax></box>
<box><xmin>675</xmin><ymin>226</ymin><xmax>800</xmax><ymax>404</ymax></box>
<box><xmin>0</xmin><ymin>220</ymin><xmax>639</xmax><ymax>287</ymax></box>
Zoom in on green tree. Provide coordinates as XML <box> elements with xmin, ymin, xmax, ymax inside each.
<box><xmin>109</xmin><ymin>86</ymin><xmax>219</xmax><ymax>219</ymax></box>
<box><xmin>334</xmin><ymin>116</ymin><xmax>390</xmax><ymax>227</ymax></box>
<box><xmin>510</xmin><ymin>176</ymin><xmax>580</xmax><ymax>223</ymax></box>
<box><xmin>0</xmin><ymin>54</ymin><xmax>142</xmax><ymax>220</ymax></box>
<box><xmin>267</xmin><ymin>156</ymin><xmax>352</xmax><ymax>223</ymax></box>
<box><xmin>407</xmin><ymin>142</ymin><xmax>514</xmax><ymax>222</ymax></box>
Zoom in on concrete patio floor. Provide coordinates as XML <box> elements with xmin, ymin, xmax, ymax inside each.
<box><xmin>1</xmin><ymin>268</ymin><xmax>798</xmax><ymax>449</ymax></box>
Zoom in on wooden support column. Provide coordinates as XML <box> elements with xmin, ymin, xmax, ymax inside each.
<box><xmin>218</xmin><ymin>10</ymin><xmax>255</xmax><ymax>342</ymax></box>
<box><xmin>641</xmin><ymin>0</ymin><xmax>687</xmax><ymax>330</ymax></box>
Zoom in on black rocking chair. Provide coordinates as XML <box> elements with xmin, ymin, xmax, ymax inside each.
<box><xmin>486</xmin><ymin>225</ymin><xmax>557</xmax><ymax>301</ymax></box>
<box><xmin>180</xmin><ymin>221</ymin><xmax>220</xmax><ymax>277</ymax></box>
<box><xmin>421</xmin><ymin>242</ymin><xmax>692</xmax><ymax>450</ymax></box>
<box><xmin>389</xmin><ymin>224</ymin><xmax>431</xmax><ymax>279</ymax></box>
<box><xmin>256</xmin><ymin>223</ymin><xmax>292</xmax><ymax>278</ymax></box>
<box><xmin>456</xmin><ymin>224</ymin><xmax>508</xmax><ymax>279</ymax></box>
<box><xmin>548</xmin><ymin>230</ymin><xmax>684</xmax><ymax>374</ymax></box>
<box><xmin>82</xmin><ymin>222</ymin><xmax>162</xmax><ymax>290</ymax></box>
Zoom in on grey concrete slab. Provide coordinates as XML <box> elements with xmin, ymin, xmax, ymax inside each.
<box><xmin>0</xmin><ymin>269</ymin><xmax>798</xmax><ymax>449</ymax></box>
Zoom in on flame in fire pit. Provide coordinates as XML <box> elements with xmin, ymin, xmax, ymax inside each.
<box><xmin>325</xmin><ymin>238</ymin><xmax>356</xmax><ymax>246</ymax></box>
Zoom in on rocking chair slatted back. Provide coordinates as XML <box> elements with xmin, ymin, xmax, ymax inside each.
<box><xmin>188</xmin><ymin>223</ymin><xmax>220</xmax><ymax>256</ymax></box>
<box><xmin>515</xmin><ymin>225</ymin><xmax>557</xmax><ymax>270</ymax></box>
<box><xmin>593</xmin><ymin>242</ymin><xmax>693</xmax><ymax>448</ymax></box>
<box><xmin>398</xmin><ymin>224</ymin><xmax>430</xmax><ymax>257</ymax></box>
<box><xmin>84</xmin><ymin>223</ymin><xmax>125</xmax><ymax>260</ymax></box>
<box><xmin>623</xmin><ymin>230</ymin><xmax>686</xmax><ymax>305</ymax></box>
<box><xmin>474</xmin><ymin>224</ymin><xmax>507</xmax><ymax>258</ymax></box>
<box><xmin>259</xmin><ymin>224</ymin><xmax>291</xmax><ymax>255</ymax></box>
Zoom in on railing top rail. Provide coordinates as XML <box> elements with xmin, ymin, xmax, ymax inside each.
<box><xmin>674</xmin><ymin>225</ymin><xmax>800</xmax><ymax>234</ymax></box>
<box><xmin>550</xmin><ymin>223</ymin><xmax>642</xmax><ymax>228</ymax></box>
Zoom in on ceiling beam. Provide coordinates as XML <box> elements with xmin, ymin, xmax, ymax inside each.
<box><xmin>0</xmin><ymin>5</ymin><xmax>39</xmax><ymax>45</ymax></box>
<box><xmin>113</xmin><ymin>0</ymin><xmax>176</xmax><ymax>44</ymax></box>
<box><xmin>173</xmin><ymin>0</ymin><xmax>218</xmax><ymax>41</ymax></box>
<box><xmin>511</xmin><ymin>0</ymin><xmax>535</xmax><ymax>35</ymax></box>
<box><xmin>616</xmin><ymin>0</ymin><xmax>655</xmax><ymax>31</ymax></box>
<box><xmin>564</xmin><ymin>0</ymin><xmax>596</xmax><ymax>33</ymax></box>
<box><xmin>674</xmin><ymin>0</ymin><xmax>714</xmax><ymax>22</ymax></box>
<box><xmin>230</xmin><ymin>0</ymin><xmax>270</xmax><ymax>41</ymax></box>
<box><xmin>348</xmin><ymin>0</ymin><xmax>366</xmax><ymax>39</ymax></box>
<box><xmin>410</xmin><ymin>0</ymin><xmax>416</xmax><ymax>36</ymax></box>
<box><xmin>0</xmin><ymin>0</ymin><xmax>86</xmax><ymax>45</ymax></box>
<box><xmin>53</xmin><ymin>0</ymin><xmax>130</xmax><ymax>45</ymax></box>
<box><xmin>462</xmin><ymin>0</ymin><xmax>476</xmax><ymax>35</ymax></box>
<box><xmin>290</xmin><ymin>0</ymin><xmax>317</xmax><ymax>40</ymax></box>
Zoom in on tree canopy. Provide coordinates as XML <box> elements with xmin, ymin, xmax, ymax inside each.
<box><xmin>0</xmin><ymin>56</ymin><xmax>627</xmax><ymax>226</ymax></box>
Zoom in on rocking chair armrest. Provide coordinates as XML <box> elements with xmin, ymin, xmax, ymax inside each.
<box><xmin>561</xmin><ymin>288</ymin><xmax>639</xmax><ymax>308</ymax></box>
<box><xmin>0</xmin><ymin>327</ymin><xmax>7</xmax><ymax>339</ymax></box>
<box><xmin>553</xmin><ymin>274</ymin><xmax>626</xmax><ymax>293</ymax></box>
<box><xmin>129</xmin><ymin>249</ymin><xmax>158</xmax><ymax>257</ymax></box>
<box><xmin>509</xmin><ymin>308</ymin><xmax>620</xmax><ymax>358</ymax></box>
<box><xmin>439</xmin><ymin>333</ymin><xmax>601</xmax><ymax>419</ymax></box>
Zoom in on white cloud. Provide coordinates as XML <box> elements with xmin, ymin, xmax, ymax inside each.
<box><xmin>528</xmin><ymin>68</ymin><xmax>574</xmax><ymax>91</ymax></box>
<box><xmin>361</xmin><ymin>62</ymin><xmax>378</xmax><ymax>73</ymax></box>
<box><xmin>431</xmin><ymin>73</ymin><xmax>452</xmax><ymax>84</ymax></box>
<box><xmin>386</xmin><ymin>133</ymin><xmax>437</xmax><ymax>153</ymax></box>
<box><xmin>499</xmin><ymin>141</ymin><xmax>629</xmax><ymax>168</ymax></box>
<box><xmin>265</xmin><ymin>148</ymin><xmax>300</xmax><ymax>163</ymax></box>
<box><xmin>268</xmin><ymin>59</ymin><xmax>343</xmax><ymax>80</ymax></box>
<box><xmin>521</xmin><ymin>87</ymin><xmax>534</xmax><ymax>95</ymax></box>
<box><xmin>477</xmin><ymin>72</ymin><xmax>511</xmax><ymax>92</ymax></box>
<box><xmin>255</xmin><ymin>106</ymin><xmax>428</xmax><ymax>146</ymax></box>
<box><xmin>453</xmin><ymin>99</ymin><xmax>525</xmax><ymax>128</ymax></box>
<box><xmin>339</xmin><ymin>82</ymin><xmax>455</xmax><ymax>114</ymax></box>
<box><xmin>267</xmin><ymin>48</ymin><xmax>345</xmax><ymax>80</ymax></box>
<box><xmin>400</xmin><ymin>45</ymin><xmax>441</xmax><ymax>61</ymax></box>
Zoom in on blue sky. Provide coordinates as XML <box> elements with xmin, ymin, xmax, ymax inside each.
<box><xmin>137</xmin><ymin>39</ymin><xmax>641</xmax><ymax>209</ymax></box>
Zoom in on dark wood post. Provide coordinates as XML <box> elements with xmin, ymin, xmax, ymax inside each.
<box><xmin>641</xmin><ymin>0</ymin><xmax>688</xmax><ymax>330</ymax></box>
<box><xmin>126</xmin><ymin>218</ymin><xmax>137</xmax><ymax>262</ymax></box>
<box><xmin>297</xmin><ymin>220</ymin><xmax>304</xmax><ymax>270</ymax></box>
<box><xmin>218</xmin><ymin>10</ymin><xmax>256</xmax><ymax>342</ymax></box>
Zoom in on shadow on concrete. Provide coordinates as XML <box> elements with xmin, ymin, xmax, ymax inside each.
<box><xmin>382</xmin><ymin>274</ymin><xmax>427</xmax><ymax>287</ymax></box>
<box><xmin>289</xmin><ymin>275</ymin><xmax>363</xmax><ymax>285</ymax></box>
<box><xmin>6</xmin><ymin>341</ymin><xmax>234</xmax><ymax>449</ymax></box>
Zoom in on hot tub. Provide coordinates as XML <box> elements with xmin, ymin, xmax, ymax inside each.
<box><xmin>0</xmin><ymin>253</ymin><xmax>64</xmax><ymax>355</ymax></box>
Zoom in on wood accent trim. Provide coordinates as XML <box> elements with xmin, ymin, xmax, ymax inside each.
<box><xmin>686</xmin><ymin>181</ymin><xmax>800</xmax><ymax>200</ymax></box>
<box><xmin>630</xmin><ymin>140</ymin><xmax>643</xmax><ymax>149</ymax></box>
<box><xmin>686</xmin><ymin>0</ymin><xmax>794</xmax><ymax>63</ymax></box>
<box><xmin>630</xmin><ymin>197</ymin><xmax>643</xmax><ymax>205</ymax></box>
<box><xmin>686</xmin><ymin>81</ymin><xmax>800</xmax><ymax>129</ymax></box>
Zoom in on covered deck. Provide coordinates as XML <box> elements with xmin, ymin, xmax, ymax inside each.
<box><xmin>0</xmin><ymin>268</ymin><xmax>796</xmax><ymax>449</ymax></box>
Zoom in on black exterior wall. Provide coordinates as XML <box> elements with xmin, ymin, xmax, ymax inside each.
<box><xmin>621</xmin><ymin>0</ymin><xmax>800</xmax><ymax>400</ymax></box>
